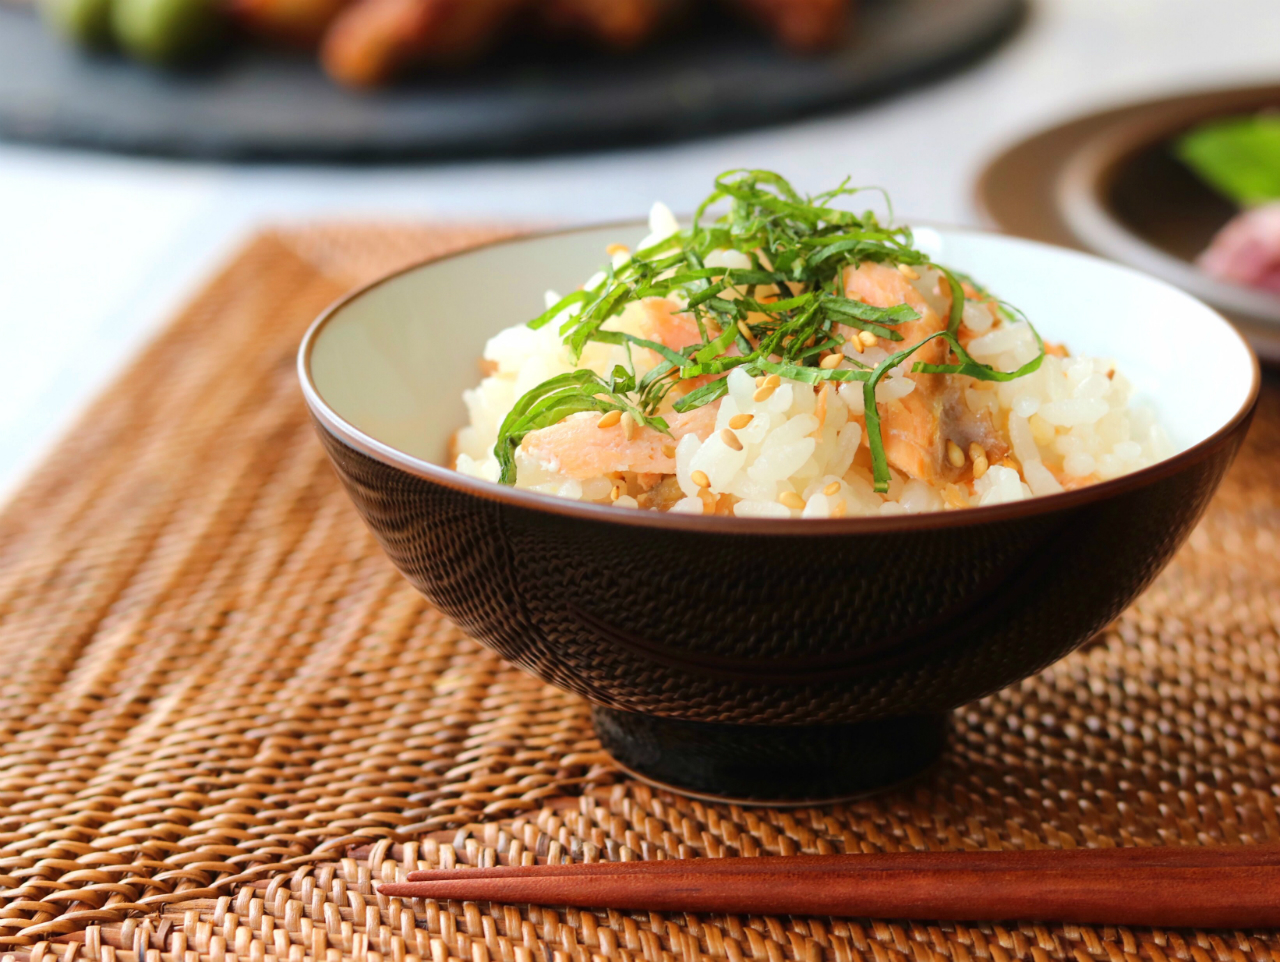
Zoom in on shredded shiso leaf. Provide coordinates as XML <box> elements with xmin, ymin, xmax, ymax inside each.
<box><xmin>1175</xmin><ymin>114</ymin><xmax>1280</xmax><ymax>208</ymax></box>
<box><xmin>494</xmin><ymin>170</ymin><xmax>1044</xmax><ymax>494</ymax></box>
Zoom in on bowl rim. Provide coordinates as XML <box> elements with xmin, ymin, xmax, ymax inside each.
<box><xmin>1055</xmin><ymin>90</ymin><xmax>1280</xmax><ymax>326</ymax></box>
<box><xmin>298</xmin><ymin>221</ymin><xmax>1261</xmax><ymax>535</ymax></box>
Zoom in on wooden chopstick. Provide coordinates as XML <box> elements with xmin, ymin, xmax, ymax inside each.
<box><xmin>379</xmin><ymin>847</ymin><xmax>1280</xmax><ymax>927</ymax></box>
<box><xmin>402</xmin><ymin>845</ymin><xmax>1280</xmax><ymax>879</ymax></box>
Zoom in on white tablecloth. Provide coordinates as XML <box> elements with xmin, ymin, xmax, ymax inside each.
<box><xmin>0</xmin><ymin>0</ymin><xmax>1276</xmax><ymax>499</ymax></box>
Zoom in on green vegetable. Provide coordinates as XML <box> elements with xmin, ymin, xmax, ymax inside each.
<box><xmin>494</xmin><ymin>170</ymin><xmax>1044</xmax><ymax>494</ymax></box>
<box><xmin>1175</xmin><ymin>114</ymin><xmax>1280</xmax><ymax>207</ymax></box>
<box><xmin>39</xmin><ymin>0</ymin><xmax>114</xmax><ymax>50</ymax></box>
<box><xmin>112</xmin><ymin>0</ymin><xmax>223</xmax><ymax>65</ymax></box>
<box><xmin>493</xmin><ymin>368</ymin><xmax>668</xmax><ymax>488</ymax></box>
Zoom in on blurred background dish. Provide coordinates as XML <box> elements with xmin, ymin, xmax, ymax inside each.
<box><xmin>977</xmin><ymin>84</ymin><xmax>1280</xmax><ymax>364</ymax></box>
<box><xmin>0</xmin><ymin>0</ymin><xmax>1022</xmax><ymax>159</ymax></box>
<box><xmin>33</xmin><ymin>0</ymin><xmax>857</xmax><ymax>81</ymax></box>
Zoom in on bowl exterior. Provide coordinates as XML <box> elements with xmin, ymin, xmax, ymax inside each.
<box><xmin>313</xmin><ymin>419</ymin><xmax>1248</xmax><ymax>727</ymax></box>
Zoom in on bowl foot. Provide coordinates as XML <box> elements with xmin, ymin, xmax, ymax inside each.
<box><xmin>591</xmin><ymin>706</ymin><xmax>947</xmax><ymax>806</ymax></box>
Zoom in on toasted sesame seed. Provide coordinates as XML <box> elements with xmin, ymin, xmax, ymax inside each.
<box><xmin>846</xmin><ymin>337</ymin><xmax>863</xmax><ymax>354</ymax></box>
<box><xmin>755</xmin><ymin>376</ymin><xmax>766</xmax><ymax>388</ymax></box>
<box><xmin>898</xmin><ymin>263</ymin><xmax>920</xmax><ymax>280</ymax></box>
<box><xmin>972</xmin><ymin>456</ymin><xmax>989</xmax><ymax>480</ymax></box>
<box><xmin>691</xmin><ymin>470</ymin><xmax>711</xmax><ymax>489</ymax></box>
<box><xmin>737</xmin><ymin>320</ymin><xmax>753</xmax><ymax>340</ymax></box>
<box><xmin>620</xmin><ymin>412</ymin><xmax>637</xmax><ymax>440</ymax></box>
<box><xmin>662</xmin><ymin>442</ymin><xmax>677</xmax><ymax>458</ymax></box>
<box><xmin>596</xmin><ymin>410</ymin><xmax>622</xmax><ymax>429</ymax></box>
<box><xmin>606</xmin><ymin>244</ymin><xmax>630</xmax><ymax>257</ymax></box>
<box><xmin>1029</xmin><ymin>413</ymin><xmax>1055</xmax><ymax>445</ymax></box>
<box><xmin>823</xmin><ymin>481</ymin><xmax>841</xmax><ymax>496</ymax></box>
<box><xmin>779</xmin><ymin>491</ymin><xmax>805</xmax><ymax>511</ymax></box>
<box><xmin>752</xmin><ymin>384</ymin><xmax>776</xmax><ymax>403</ymax></box>
<box><xmin>728</xmin><ymin>413</ymin><xmax>753</xmax><ymax>430</ymax></box>
<box><xmin>859</xmin><ymin>330</ymin><xmax>878</xmax><ymax>347</ymax></box>
<box><xmin>763</xmin><ymin>374</ymin><xmax>781</xmax><ymax>389</ymax></box>
<box><xmin>946</xmin><ymin>440</ymin><xmax>965</xmax><ymax>468</ymax></box>
<box><xmin>943</xmin><ymin>484</ymin><xmax>968</xmax><ymax>510</ymax></box>
<box><xmin>831</xmin><ymin>499</ymin><xmax>848</xmax><ymax>518</ymax></box>
<box><xmin>610</xmin><ymin>485</ymin><xmax>622</xmax><ymax>501</ymax></box>
<box><xmin>720</xmin><ymin>429</ymin><xmax>743</xmax><ymax>451</ymax></box>
<box><xmin>820</xmin><ymin>354</ymin><xmax>843</xmax><ymax>370</ymax></box>
<box><xmin>969</xmin><ymin>442</ymin><xmax>986</xmax><ymax>463</ymax></box>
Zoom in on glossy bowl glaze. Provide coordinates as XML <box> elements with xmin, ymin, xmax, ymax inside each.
<box><xmin>299</xmin><ymin>224</ymin><xmax>1258</xmax><ymax>803</ymax></box>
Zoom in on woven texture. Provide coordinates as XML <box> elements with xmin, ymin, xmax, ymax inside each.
<box><xmin>0</xmin><ymin>226</ymin><xmax>1277</xmax><ymax>962</ymax></box>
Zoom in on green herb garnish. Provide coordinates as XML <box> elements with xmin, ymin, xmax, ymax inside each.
<box><xmin>1176</xmin><ymin>114</ymin><xmax>1280</xmax><ymax>207</ymax></box>
<box><xmin>494</xmin><ymin>170</ymin><xmax>1044</xmax><ymax>493</ymax></box>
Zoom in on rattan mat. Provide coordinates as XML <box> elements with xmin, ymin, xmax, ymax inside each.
<box><xmin>0</xmin><ymin>226</ymin><xmax>1277</xmax><ymax>962</ymax></box>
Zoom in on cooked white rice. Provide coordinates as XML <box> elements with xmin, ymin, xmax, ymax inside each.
<box><xmin>453</xmin><ymin>204</ymin><xmax>1174</xmax><ymax>518</ymax></box>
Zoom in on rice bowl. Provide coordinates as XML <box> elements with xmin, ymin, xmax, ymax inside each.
<box><xmin>452</xmin><ymin>172</ymin><xmax>1174</xmax><ymax>519</ymax></box>
<box><xmin>299</xmin><ymin>197</ymin><xmax>1257</xmax><ymax>801</ymax></box>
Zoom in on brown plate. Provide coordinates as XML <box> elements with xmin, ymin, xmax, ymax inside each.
<box><xmin>976</xmin><ymin>84</ymin><xmax>1280</xmax><ymax>364</ymax></box>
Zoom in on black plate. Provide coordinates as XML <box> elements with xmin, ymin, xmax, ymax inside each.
<box><xmin>0</xmin><ymin>0</ymin><xmax>1023</xmax><ymax>161</ymax></box>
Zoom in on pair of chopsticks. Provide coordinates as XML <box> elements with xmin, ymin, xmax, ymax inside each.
<box><xmin>380</xmin><ymin>847</ymin><xmax>1280</xmax><ymax>927</ymax></box>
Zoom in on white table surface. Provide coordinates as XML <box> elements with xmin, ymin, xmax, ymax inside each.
<box><xmin>0</xmin><ymin>0</ymin><xmax>1276</xmax><ymax>501</ymax></box>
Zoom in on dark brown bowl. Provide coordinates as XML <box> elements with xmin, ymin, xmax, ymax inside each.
<box><xmin>299</xmin><ymin>223</ymin><xmax>1259</xmax><ymax>804</ymax></box>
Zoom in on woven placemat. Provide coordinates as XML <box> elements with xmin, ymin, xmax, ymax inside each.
<box><xmin>0</xmin><ymin>225</ymin><xmax>1277</xmax><ymax>962</ymax></box>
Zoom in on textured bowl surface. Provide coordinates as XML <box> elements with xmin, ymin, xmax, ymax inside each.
<box><xmin>299</xmin><ymin>224</ymin><xmax>1257</xmax><ymax>798</ymax></box>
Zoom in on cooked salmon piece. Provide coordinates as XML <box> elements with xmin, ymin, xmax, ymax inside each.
<box><xmin>636</xmin><ymin>298</ymin><xmax>704</xmax><ymax>353</ymax></box>
<box><xmin>520</xmin><ymin>403</ymin><xmax>718</xmax><ymax>478</ymax></box>
<box><xmin>630</xmin><ymin>296</ymin><xmax>736</xmax><ymax>403</ymax></box>
<box><xmin>843</xmin><ymin>261</ymin><xmax>949</xmax><ymax>364</ymax></box>
<box><xmin>843</xmin><ymin>262</ymin><xmax>1008</xmax><ymax>484</ymax></box>
<box><xmin>523</xmin><ymin>295</ymin><xmax>719</xmax><ymax>480</ymax></box>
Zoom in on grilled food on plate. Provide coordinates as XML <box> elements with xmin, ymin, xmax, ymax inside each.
<box><xmin>38</xmin><ymin>0</ymin><xmax>854</xmax><ymax>88</ymax></box>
